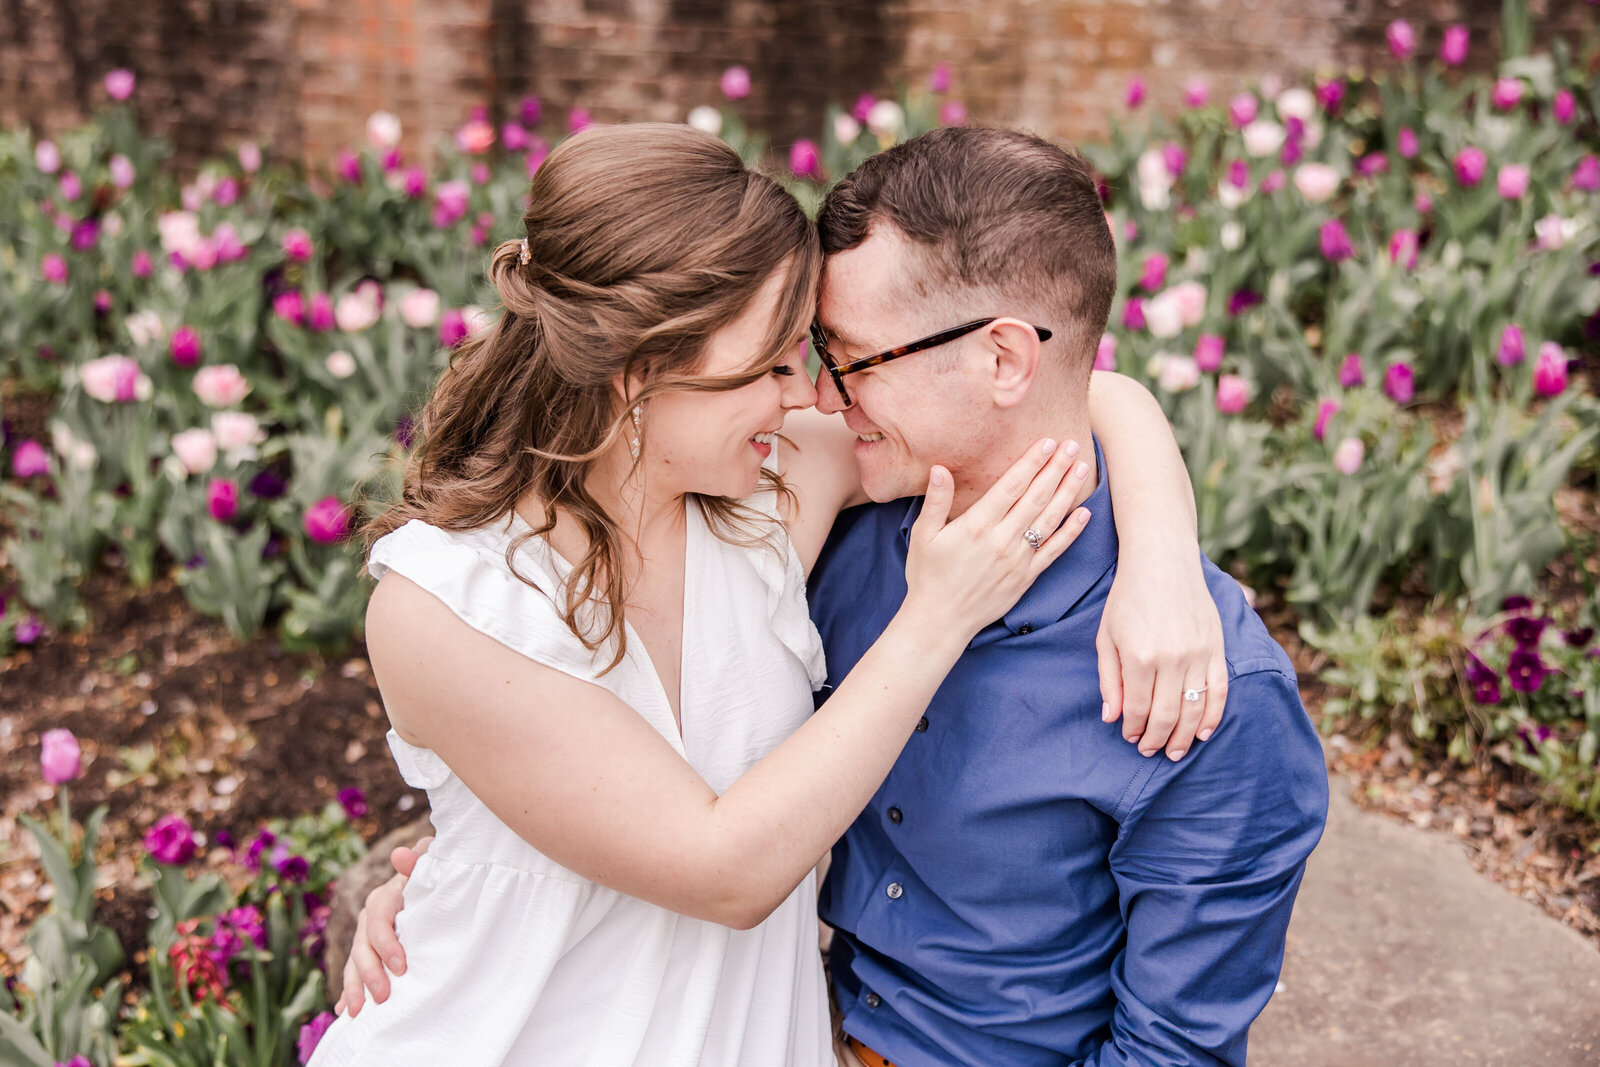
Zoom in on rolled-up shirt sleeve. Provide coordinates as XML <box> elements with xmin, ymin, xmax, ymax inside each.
<box><xmin>1077</xmin><ymin>667</ymin><xmax>1329</xmax><ymax>1067</ymax></box>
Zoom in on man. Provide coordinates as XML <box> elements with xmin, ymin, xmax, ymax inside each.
<box><xmin>345</xmin><ymin>126</ymin><xmax>1328</xmax><ymax>1066</ymax></box>
<box><xmin>804</xmin><ymin>127</ymin><xmax>1326</xmax><ymax>1066</ymax></box>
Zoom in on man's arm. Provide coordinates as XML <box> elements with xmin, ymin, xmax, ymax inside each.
<box><xmin>1077</xmin><ymin>668</ymin><xmax>1329</xmax><ymax>1067</ymax></box>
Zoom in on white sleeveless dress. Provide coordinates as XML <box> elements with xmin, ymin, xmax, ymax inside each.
<box><xmin>308</xmin><ymin>496</ymin><xmax>833</xmax><ymax>1067</ymax></box>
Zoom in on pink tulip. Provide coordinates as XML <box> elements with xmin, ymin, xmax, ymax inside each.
<box><xmin>1228</xmin><ymin>93</ymin><xmax>1258</xmax><ymax>128</ymax></box>
<box><xmin>1554</xmin><ymin>90</ymin><xmax>1576</xmax><ymax>126</ymax></box>
<box><xmin>238</xmin><ymin>142</ymin><xmax>263</xmax><ymax>174</ymax></box>
<box><xmin>1226</xmin><ymin>159</ymin><xmax>1250</xmax><ymax>189</ymax></box>
<box><xmin>1139</xmin><ymin>252</ymin><xmax>1169</xmax><ymax>292</ymax></box>
<box><xmin>1490</xmin><ymin>78</ymin><xmax>1523</xmax><ymax>111</ymax></box>
<box><xmin>170</xmin><ymin>428</ymin><xmax>217</xmax><ymax>474</ymax></box>
<box><xmin>70</xmin><ymin>220</ymin><xmax>99</xmax><ymax>251</ymax></box>
<box><xmin>1496</xmin><ymin>325</ymin><xmax>1526</xmax><ymax>366</ymax></box>
<box><xmin>939</xmin><ymin>100</ymin><xmax>968</xmax><ymax>127</ymax></box>
<box><xmin>568</xmin><ymin>107</ymin><xmax>592</xmax><ymax>134</ymax></box>
<box><xmin>273</xmin><ymin>291</ymin><xmax>305</xmax><ymax>326</ymax></box>
<box><xmin>400</xmin><ymin>288</ymin><xmax>440</xmax><ymax>329</ymax></box>
<box><xmin>304</xmin><ymin>496</ymin><xmax>351</xmax><ymax>544</ymax></box>
<box><xmin>1162</xmin><ymin>142</ymin><xmax>1187</xmax><ymax>179</ymax></box>
<box><xmin>1497</xmin><ymin>164</ymin><xmax>1529</xmax><ymax>200</ymax></box>
<box><xmin>1414</xmin><ymin>191</ymin><xmax>1434</xmax><ymax>215</ymax></box>
<box><xmin>1453</xmin><ymin>147</ymin><xmax>1487</xmax><ymax>187</ymax></box>
<box><xmin>720</xmin><ymin>66</ymin><xmax>751</xmax><ymax>101</ymax></box>
<box><xmin>207</xmin><ymin>478</ymin><xmax>239</xmax><ymax>522</ymax></box>
<box><xmin>1260</xmin><ymin>169</ymin><xmax>1287</xmax><ymax>194</ymax></box>
<box><xmin>336</xmin><ymin>151</ymin><xmax>362</xmax><ymax>183</ymax></box>
<box><xmin>80</xmin><ymin>354</ymin><xmax>147</xmax><ymax>403</ymax></box>
<box><xmin>1216</xmin><ymin>374</ymin><xmax>1249</xmax><ymax>414</ymax></box>
<box><xmin>1095</xmin><ymin>334</ymin><xmax>1117</xmax><ymax>371</ymax></box>
<box><xmin>212</xmin><ymin>411</ymin><xmax>263</xmax><ymax>454</ymax></box>
<box><xmin>929</xmin><ymin>64</ymin><xmax>952</xmax><ymax>93</ymax></box>
<box><xmin>501</xmin><ymin>122</ymin><xmax>531</xmax><ymax>152</ymax></box>
<box><xmin>1170</xmin><ymin>281</ymin><xmax>1207</xmax><ymax>327</ymax></box>
<box><xmin>433</xmin><ymin>180</ymin><xmax>471</xmax><ymax>228</ymax></box>
<box><xmin>11</xmin><ymin>439</ymin><xmax>50</xmax><ymax>478</ymax></box>
<box><xmin>455</xmin><ymin>119</ymin><xmax>495</xmax><ymax>154</ymax></box>
<box><xmin>109</xmin><ymin>153</ymin><xmax>135</xmax><ymax>189</ymax></box>
<box><xmin>1183</xmin><ymin>78</ymin><xmax>1210</xmax><ymax>108</ymax></box>
<box><xmin>1383</xmin><ymin>362</ymin><xmax>1415</xmax><ymax>404</ymax></box>
<box><xmin>335</xmin><ymin>292</ymin><xmax>380</xmax><ymax>333</ymax></box>
<box><xmin>281</xmin><ymin>228</ymin><xmax>313</xmax><ymax>262</ymax></box>
<box><xmin>1156</xmin><ymin>355</ymin><xmax>1201</xmax><ymax>393</ymax></box>
<box><xmin>1312</xmin><ymin>398</ymin><xmax>1339</xmax><ymax>442</ymax></box>
<box><xmin>1386</xmin><ymin>20</ymin><xmax>1415</xmax><ymax>60</ymax></box>
<box><xmin>40</xmin><ymin>728</ymin><xmax>82</xmax><ymax>785</ymax></box>
<box><xmin>104</xmin><ymin>68</ymin><xmax>136</xmax><ymax>101</ymax></box>
<box><xmin>1333</xmin><ymin>437</ymin><xmax>1364</xmax><ymax>475</ymax></box>
<box><xmin>789</xmin><ymin>139</ymin><xmax>821</xmax><ymax>179</ymax></box>
<box><xmin>1440</xmin><ymin>25</ymin><xmax>1469</xmax><ymax>67</ymax></box>
<box><xmin>1355</xmin><ymin>153</ymin><xmax>1389</xmax><ymax>178</ymax></box>
<box><xmin>193</xmin><ymin>364</ymin><xmax>250</xmax><ymax>408</ymax></box>
<box><xmin>1573</xmin><ymin>156</ymin><xmax>1600</xmax><ymax>192</ymax></box>
<box><xmin>1533</xmin><ymin>343</ymin><xmax>1568</xmax><ymax>397</ymax></box>
<box><xmin>169</xmin><ymin>325</ymin><xmax>202</xmax><ymax>366</ymax></box>
<box><xmin>526</xmin><ymin>141</ymin><xmax>551</xmax><ymax>177</ymax></box>
<box><xmin>1397</xmin><ymin>127</ymin><xmax>1419</xmax><ymax>159</ymax></box>
<box><xmin>59</xmin><ymin>171</ymin><xmax>82</xmax><ymax>200</ymax></box>
<box><xmin>470</xmin><ymin>162</ymin><xmax>491</xmax><ymax>187</ymax></box>
<box><xmin>1126</xmin><ymin>77</ymin><xmax>1147</xmax><ymax>109</ymax></box>
<box><xmin>1388</xmin><ymin>229</ymin><xmax>1419</xmax><ymax>270</ymax></box>
<box><xmin>35</xmin><ymin>140</ymin><xmax>61</xmax><ymax>174</ymax></box>
<box><xmin>1194</xmin><ymin>334</ymin><xmax>1225</xmax><ymax>372</ymax></box>
<box><xmin>131</xmin><ymin>249</ymin><xmax>153</xmax><ymax>278</ymax></box>
<box><xmin>1320</xmin><ymin>218</ymin><xmax>1354</xmax><ymax>262</ymax></box>
<box><xmin>1338</xmin><ymin>353</ymin><xmax>1365</xmax><ymax>388</ymax></box>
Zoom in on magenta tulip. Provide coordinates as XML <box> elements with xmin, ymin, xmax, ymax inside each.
<box><xmin>1533</xmin><ymin>343</ymin><xmax>1568</xmax><ymax>397</ymax></box>
<box><xmin>304</xmin><ymin>496</ymin><xmax>351</xmax><ymax>544</ymax></box>
<box><xmin>1572</xmin><ymin>155</ymin><xmax>1599</xmax><ymax>192</ymax></box>
<box><xmin>131</xmin><ymin>249</ymin><xmax>153</xmax><ymax>278</ymax></box>
<box><xmin>720</xmin><ymin>66</ymin><xmax>751</xmax><ymax>101</ymax></box>
<box><xmin>1095</xmin><ymin>334</ymin><xmax>1117</xmax><ymax>371</ymax></box>
<box><xmin>1338</xmin><ymin>353</ymin><xmax>1365</xmax><ymax>388</ymax></box>
<box><xmin>273</xmin><ymin>291</ymin><xmax>305</xmax><ymax>326</ymax></box>
<box><xmin>1497</xmin><ymin>164</ymin><xmax>1530</xmax><ymax>200</ymax></box>
<box><xmin>1312</xmin><ymin>398</ymin><xmax>1339</xmax><ymax>442</ymax></box>
<box><xmin>1440</xmin><ymin>25</ymin><xmax>1469</xmax><ymax>66</ymax></box>
<box><xmin>309</xmin><ymin>293</ymin><xmax>336</xmax><ymax>332</ymax></box>
<box><xmin>1397</xmin><ymin>127</ymin><xmax>1418</xmax><ymax>159</ymax></box>
<box><xmin>1183</xmin><ymin>78</ymin><xmax>1210</xmax><ymax>109</ymax></box>
<box><xmin>789</xmin><ymin>139</ymin><xmax>821</xmax><ymax>179</ymax></box>
<box><xmin>12</xmin><ymin>439</ymin><xmax>50</xmax><ymax>478</ymax></box>
<box><xmin>145</xmin><ymin>814</ymin><xmax>198</xmax><ymax>865</ymax></box>
<box><xmin>104</xmin><ymin>68</ymin><xmax>136</xmax><ymax>101</ymax></box>
<box><xmin>939</xmin><ymin>100</ymin><xmax>968</xmax><ymax>127</ymax></box>
<box><xmin>1320</xmin><ymin>218</ymin><xmax>1354</xmax><ymax>262</ymax></box>
<box><xmin>1228</xmin><ymin>93</ymin><xmax>1258</xmax><ymax>128</ymax></box>
<box><xmin>1453</xmin><ymin>147</ymin><xmax>1487</xmax><ymax>187</ymax></box>
<box><xmin>1139</xmin><ymin>252</ymin><xmax>1169</xmax><ymax>293</ymax></box>
<box><xmin>1162</xmin><ymin>142</ymin><xmax>1187</xmax><ymax>179</ymax></box>
<box><xmin>440</xmin><ymin>309</ymin><xmax>469</xmax><ymax>347</ymax></box>
<box><xmin>1497</xmin><ymin>325</ymin><xmax>1525</xmax><ymax>366</ymax></box>
<box><xmin>1386</xmin><ymin>20</ymin><xmax>1415</xmax><ymax>60</ymax></box>
<box><xmin>281</xmin><ymin>228</ymin><xmax>313</xmax><ymax>262</ymax></box>
<box><xmin>929</xmin><ymin>63</ymin><xmax>952</xmax><ymax>93</ymax></box>
<box><xmin>1490</xmin><ymin>78</ymin><xmax>1523</xmax><ymax>111</ymax></box>
<box><xmin>206</xmin><ymin>478</ymin><xmax>239</xmax><ymax>522</ymax></box>
<box><xmin>1554</xmin><ymin>90</ymin><xmax>1576</xmax><ymax>125</ymax></box>
<box><xmin>1121</xmin><ymin>297</ymin><xmax>1145</xmax><ymax>332</ymax></box>
<box><xmin>1194</xmin><ymin>334</ymin><xmax>1225</xmax><ymax>372</ymax></box>
<box><xmin>1388</xmin><ymin>229</ymin><xmax>1419</xmax><ymax>270</ymax></box>
<box><xmin>41</xmin><ymin>253</ymin><xmax>68</xmax><ymax>284</ymax></box>
<box><xmin>1126</xmin><ymin>77</ymin><xmax>1146</xmax><ymax>109</ymax></box>
<box><xmin>1383</xmin><ymin>362</ymin><xmax>1415</xmax><ymax>404</ymax></box>
<box><xmin>169</xmin><ymin>325</ymin><xmax>202</xmax><ymax>367</ymax></box>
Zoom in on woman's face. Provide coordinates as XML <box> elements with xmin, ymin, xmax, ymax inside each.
<box><xmin>637</xmin><ymin>261</ymin><xmax>817</xmax><ymax>500</ymax></box>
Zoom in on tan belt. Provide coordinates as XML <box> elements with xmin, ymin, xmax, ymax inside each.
<box><xmin>847</xmin><ymin>1034</ymin><xmax>904</xmax><ymax>1067</ymax></box>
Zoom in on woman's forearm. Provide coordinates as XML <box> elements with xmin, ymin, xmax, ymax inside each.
<box><xmin>1087</xmin><ymin>370</ymin><xmax>1198</xmax><ymax>552</ymax></box>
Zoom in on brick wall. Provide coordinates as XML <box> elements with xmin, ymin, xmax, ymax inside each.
<box><xmin>1</xmin><ymin>0</ymin><xmax>1592</xmax><ymax>171</ymax></box>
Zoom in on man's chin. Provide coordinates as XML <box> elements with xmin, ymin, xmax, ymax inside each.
<box><xmin>859</xmin><ymin>469</ymin><xmax>925</xmax><ymax>504</ymax></box>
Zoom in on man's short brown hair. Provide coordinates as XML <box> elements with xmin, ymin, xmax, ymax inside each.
<box><xmin>818</xmin><ymin>126</ymin><xmax>1117</xmax><ymax>380</ymax></box>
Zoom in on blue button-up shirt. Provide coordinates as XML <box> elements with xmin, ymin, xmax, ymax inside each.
<box><xmin>809</xmin><ymin>442</ymin><xmax>1329</xmax><ymax>1066</ymax></box>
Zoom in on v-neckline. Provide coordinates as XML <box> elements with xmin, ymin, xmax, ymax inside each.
<box><xmin>509</xmin><ymin>500</ymin><xmax>697</xmax><ymax>751</ymax></box>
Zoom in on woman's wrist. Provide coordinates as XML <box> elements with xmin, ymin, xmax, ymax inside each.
<box><xmin>884</xmin><ymin>603</ymin><xmax>979</xmax><ymax>667</ymax></box>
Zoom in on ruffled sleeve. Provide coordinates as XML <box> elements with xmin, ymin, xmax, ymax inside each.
<box><xmin>741</xmin><ymin>469</ymin><xmax>829</xmax><ymax>692</ymax></box>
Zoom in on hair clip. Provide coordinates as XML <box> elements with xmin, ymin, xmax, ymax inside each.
<box><xmin>518</xmin><ymin>237</ymin><xmax>531</xmax><ymax>266</ymax></box>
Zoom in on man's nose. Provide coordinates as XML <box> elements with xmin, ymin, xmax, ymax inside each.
<box><xmin>813</xmin><ymin>367</ymin><xmax>848</xmax><ymax>414</ymax></box>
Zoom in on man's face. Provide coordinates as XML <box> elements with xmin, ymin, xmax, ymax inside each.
<box><xmin>814</xmin><ymin>225</ymin><xmax>987</xmax><ymax>503</ymax></box>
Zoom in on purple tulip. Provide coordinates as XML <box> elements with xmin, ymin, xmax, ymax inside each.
<box><xmin>145</xmin><ymin>814</ymin><xmax>198</xmax><ymax>865</ymax></box>
<box><xmin>1338</xmin><ymin>353</ymin><xmax>1365</xmax><ymax>388</ymax></box>
<box><xmin>338</xmin><ymin>787</ymin><xmax>369</xmax><ymax>820</ymax></box>
<box><xmin>1320</xmin><ymin>218</ymin><xmax>1354</xmax><ymax>262</ymax></box>
<box><xmin>299</xmin><ymin>1011</ymin><xmax>337</xmax><ymax>1063</ymax></box>
<box><xmin>396</xmin><ymin>412</ymin><xmax>417</xmax><ymax>449</ymax></box>
<box><xmin>1126</xmin><ymin>77</ymin><xmax>1146</xmax><ymax>108</ymax></box>
<box><xmin>276</xmin><ymin>852</ymin><xmax>311</xmax><ymax>883</ymax></box>
<box><xmin>1496</xmin><ymin>324</ymin><xmax>1525</xmax><ymax>366</ymax></box>
<box><xmin>1465</xmin><ymin>652</ymin><xmax>1497</xmax><ymax>686</ymax></box>
<box><xmin>40</xmin><ymin>728</ymin><xmax>82</xmax><ymax>785</ymax></box>
<box><xmin>1227</xmin><ymin>289</ymin><xmax>1261</xmax><ymax>316</ymax></box>
<box><xmin>169</xmin><ymin>325</ymin><xmax>202</xmax><ymax>367</ymax></box>
<box><xmin>1533</xmin><ymin>342</ymin><xmax>1568</xmax><ymax>397</ymax></box>
<box><xmin>720</xmin><ymin>66</ymin><xmax>751</xmax><ymax>101</ymax></box>
<box><xmin>1572</xmin><ymin>155</ymin><xmax>1599</xmax><ymax>192</ymax></box>
<box><xmin>1453</xmin><ymin>147</ymin><xmax>1487</xmax><ymax>187</ymax></box>
<box><xmin>1553</xmin><ymin>89</ymin><xmax>1576</xmax><ymax>125</ymax></box>
<box><xmin>1228</xmin><ymin>93</ymin><xmax>1258</xmax><ymax>128</ymax></box>
<box><xmin>281</xmin><ymin>228</ymin><xmax>313</xmax><ymax>263</ymax></box>
<box><xmin>789</xmin><ymin>139</ymin><xmax>821</xmax><ymax>179</ymax></box>
<box><xmin>1386</xmin><ymin>20</ymin><xmax>1415</xmax><ymax>60</ymax></box>
<box><xmin>206</xmin><ymin>478</ymin><xmax>239</xmax><ymax>522</ymax></box>
<box><xmin>1388</xmin><ymin>229</ymin><xmax>1419</xmax><ymax>270</ymax></box>
<box><xmin>41</xmin><ymin>253</ymin><xmax>68</xmax><ymax>285</ymax></box>
<box><xmin>1312</xmin><ymin>398</ymin><xmax>1339</xmax><ymax>442</ymax></box>
<box><xmin>303</xmin><ymin>496</ymin><xmax>351</xmax><ymax>544</ymax></box>
<box><xmin>1497</xmin><ymin>164</ymin><xmax>1530</xmax><ymax>200</ymax></box>
<box><xmin>105</xmin><ymin>68</ymin><xmax>136</xmax><ymax>100</ymax></box>
<box><xmin>1397</xmin><ymin>127</ymin><xmax>1419</xmax><ymax>159</ymax></box>
<box><xmin>1490</xmin><ymin>78</ymin><xmax>1523</xmax><ymax>111</ymax></box>
<box><xmin>249</xmin><ymin>468</ymin><xmax>288</xmax><ymax>499</ymax></box>
<box><xmin>1440</xmin><ymin>25</ymin><xmax>1469</xmax><ymax>66</ymax></box>
<box><xmin>1121</xmin><ymin>297</ymin><xmax>1145</xmax><ymax>332</ymax></box>
<box><xmin>1383</xmin><ymin>362</ymin><xmax>1415</xmax><ymax>404</ymax></box>
<box><xmin>1139</xmin><ymin>252</ymin><xmax>1169</xmax><ymax>292</ymax></box>
<box><xmin>520</xmin><ymin>95</ymin><xmax>542</xmax><ymax>127</ymax></box>
<box><xmin>1194</xmin><ymin>333</ymin><xmax>1225</xmax><ymax>372</ymax></box>
<box><xmin>12</xmin><ymin>439</ymin><xmax>50</xmax><ymax>478</ymax></box>
<box><xmin>1506</xmin><ymin>648</ymin><xmax>1547</xmax><ymax>693</ymax></box>
<box><xmin>15</xmin><ymin>614</ymin><xmax>43</xmax><ymax>644</ymax></box>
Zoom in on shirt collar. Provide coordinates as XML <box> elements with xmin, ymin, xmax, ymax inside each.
<box><xmin>896</xmin><ymin>436</ymin><xmax>1118</xmax><ymax>635</ymax></box>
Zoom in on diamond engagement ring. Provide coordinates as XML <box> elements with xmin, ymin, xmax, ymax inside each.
<box><xmin>1183</xmin><ymin>685</ymin><xmax>1208</xmax><ymax>703</ymax></box>
<box><xmin>1023</xmin><ymin>529</ymin><xmax>1044</xmax><ymax>551</ymax></box>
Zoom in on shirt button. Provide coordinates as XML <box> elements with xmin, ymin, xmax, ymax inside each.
<box><xmin>886</xmin><ymin>882</ymin><xmax>903</xmax><ymax>900</ymax></box>
<box><xmin>865</xmin><ymin>992</ymin><xmax>882</xmax><ymax>1009</ymax></box>
<box><xmin>915</xmin><ymin>716</ymin><xmax>929</xmax><ymax>732</ymax></box>
<box><xmin>887</xmin><ymin>806</ymin><xmax>902</xmax><ymax>824</ymax></box>
<box><xmin>1018</xmin><ymin>624</ymin><xmax>1033</xmax><ymax>634</ymax></box>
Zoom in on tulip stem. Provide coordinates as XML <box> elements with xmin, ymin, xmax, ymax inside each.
<box><xmin>58</xmin><ymin>784</ymin><xmax>73</xmax><ymax>852</ymax></box>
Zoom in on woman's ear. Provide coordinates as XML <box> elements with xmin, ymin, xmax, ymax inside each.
<box><xmin>985</xmin><ymin>318</ymin><xmax>1044</xmax><ymax>409</ymax></box>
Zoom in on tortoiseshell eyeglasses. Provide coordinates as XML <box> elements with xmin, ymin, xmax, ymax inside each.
<box><xmin>808</xmin><ymin>318</ymin><xmax>1053</xmax><ymax>407</ymax></box>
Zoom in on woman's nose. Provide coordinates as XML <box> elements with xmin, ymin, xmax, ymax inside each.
<box><xmin>782</xmin><ymin>367</ymin><xmax>818</xmax><ymax>411</ymax></box>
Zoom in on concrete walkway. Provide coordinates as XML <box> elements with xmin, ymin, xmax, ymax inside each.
<box><xmin>1252</xmin><ymin>777</ymin><xmax>1600</xmax><ymax>1065</ymax></box>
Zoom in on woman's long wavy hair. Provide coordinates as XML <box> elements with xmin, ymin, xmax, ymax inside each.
<box><xmin>364</xmin><ymin>123</ymin><xmax>821</xmax><ymax>672</ymax></box>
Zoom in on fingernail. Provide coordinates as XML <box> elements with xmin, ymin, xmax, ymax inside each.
<box><xmin>930</xmin><ymin>467</ymin><xmax>944</xmax><ymax>487</ymax></box>
<box><xmin>1197</xmin><ymin>727</ymin><xmax>1214</xmax><ymax>742</ymax></box>
<box><xmin>1075</xmin><ymin>461</ymin><xmax>1089</xmax><ymax>479</ymax></box>
<box><xmin>389</xmin><ymin>956</ymin><xmax>405</xmax><ymax>973</ymax></box>
<box><xmin>1168</xmin><ymin>748</ymin><xmax>1187</xmax><ymax>761</ymax></box>
<box><xmin>1139</xmin><ymin>747</ymin><xmax>1156</xmax><ymax>758</ymax></box>
<box><xmin>1041</xmin><ymin>438</ymin><xmax>1057</xmax><ymax>456</ymax></box>
<box><xmin>1101</xmin><ymin>702</ymin><xmax>1113</xmax><ymax>722</ymax></box>
<box><xmin>1064</xmin><ymin>439</ymin><xmax>1080</xmax><ymax>457</ymax></box>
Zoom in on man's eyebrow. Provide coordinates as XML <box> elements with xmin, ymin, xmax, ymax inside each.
<box><xmin>814</xmin><ymin>320</ymin><xmax>871</xmax><ymax>351</ymax></box>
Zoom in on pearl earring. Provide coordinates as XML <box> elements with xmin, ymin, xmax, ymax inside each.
<box><xmin>629</xmin><ymin>403</ymin><xmax>643</xmax><ymax>462</ymax></box>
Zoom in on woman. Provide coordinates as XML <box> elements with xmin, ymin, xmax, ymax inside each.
<box><xmin>313</xmin><ymin>123</ymin><xmax>1218</xmax><ymax>1066</ymax></box>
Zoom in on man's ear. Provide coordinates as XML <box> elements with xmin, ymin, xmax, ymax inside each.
<box><xmin>984</xmin><ymin>318</ymin><xmax>1043</xmax><ymax>409</ymax></box>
